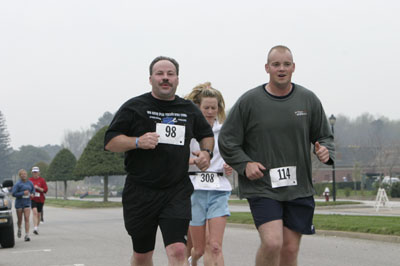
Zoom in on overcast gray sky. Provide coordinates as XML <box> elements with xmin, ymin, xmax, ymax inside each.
<box><xmin>1</xmin><ymin>0</ymin><xmax>400</xmax><ymax>149</ymax></box>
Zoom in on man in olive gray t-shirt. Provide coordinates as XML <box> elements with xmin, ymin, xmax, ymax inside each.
<box><xmin>219</xmin><ymin>45</ymin><xmax>334</xmax><ymax>266</ymax></box>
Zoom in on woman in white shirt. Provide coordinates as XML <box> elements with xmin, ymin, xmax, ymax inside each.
<box><xmin>186</xmin><ymin>82</ymin><xmax>232</xmax><ymax>266</ymax></box>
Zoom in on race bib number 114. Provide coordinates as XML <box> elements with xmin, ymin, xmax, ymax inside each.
<box><xmin>269</xmin><ymin>166</ymin><xmax>297</xmax><ymax>188</ymax></box>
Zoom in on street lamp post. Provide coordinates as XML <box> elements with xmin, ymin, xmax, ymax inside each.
<box><xmin>329</xmin><ymin>114</ymin><xmax>336</xmax><ymax>202</ymax></box>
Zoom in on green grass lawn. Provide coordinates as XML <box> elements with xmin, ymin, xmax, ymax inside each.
<box><xmin>228</xmin><ymin>212</ymin><xmax>400</xmax><ymax>236</ymax></box>
<box><xmin>335</xmin><ymin>189</ymin><xmax>377</xmax><ymax>198</ymax></box>
<box><xmin>46</xmin><ymin>198</ymin><xmax>122</xmax><ymax>208</ymax></box>
<box><xmin>315</xmin><ymin>201</ymin><xmax>361</xmax><ymax>207</ymax></box>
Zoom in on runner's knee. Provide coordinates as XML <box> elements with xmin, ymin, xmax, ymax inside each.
<box><xmin>193</xmin><ymin>246</ymin><xmax>205</xmax><ymax>257</ymax></box>
<box><xmin>166</xmin><ymin>243</ymin><xmax>186</xmax><ymax>260</ymax></box>
<box><xmin>208</xmin><ymin>240</ymin><xmax>222</xmax><ymax>256</ymax></box>
<box><xmin>281</xmin><ymin>241</ymin><xmax>300</xmax><ymax>257</ymax></box>
<box><xmin>132</xmin><ymin>251</ymin><xmax>152</xmax><ymax>265</ymax></box>
<box><xmin>260</xmin><ymin>238</ymin><xmax>282</xmax><ymax>254</ymax></box>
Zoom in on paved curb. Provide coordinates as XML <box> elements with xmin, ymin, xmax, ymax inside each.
<box><xmin>316</xmin><ymin>204</ymin><xmax>371</xmax><ymax>209</ymax></box>
<box><xmin>227</xmin><ymin>223</ymin><xmax>400</xmax><ymax>244</ymax></box>
<box><xmin>316</xmin><ymin>230</ymin><xmax>400</xmax><ymax>244</ymax></box>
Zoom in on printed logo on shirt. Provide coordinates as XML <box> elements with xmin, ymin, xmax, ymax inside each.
<box><xmin>146</xmin><ymin>110</ymin><xmax>188</xmax><ymax>123</ymax></box>
<box><xmin>294</xmin><ymin>110</ymin><xmax>308</xmax><ymax>116</ymax></box>
<box><xmin>162</xmin><ymin>117</ymin><xmax>177</xmax><ymax>124</ymax></box>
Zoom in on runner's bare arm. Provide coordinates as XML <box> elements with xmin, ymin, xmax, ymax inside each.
<box><xmin>105</xmin><ymin>132</ymin><xmax>159</xmax><ymax>152</ymax></box>
<box><xmin>194</xmin><ymin>136</ymin><xmax>214</xmax><ymax>171</ymax></box>
<box><xmin>199</xmin><ymin>136</ymin><xmax>214</xmax><ymax>151</ymax></box>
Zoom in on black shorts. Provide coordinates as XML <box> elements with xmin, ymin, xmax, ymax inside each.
<box><xmin>247</xmin><ymin>196</ymin><xmax>315</xmax><ymax>235</ymax></box>
<box><xmin>31</xmin><ymin>201</ymin><xmax>44</xmax><ymax>213</ymax></box>
<box><xmin>122</xmin><ymin>178</ymin><xmax>193</xmax><ymax>253</ymax></box>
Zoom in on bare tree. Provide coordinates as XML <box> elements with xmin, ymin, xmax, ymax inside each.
<box><xmin>91</xmin><ymin>111</ymin><xmax>114</xmax><ymax>132</ymax></box>
<box><xmin>62</xmin><ymin>128</ymin><xmax>94</xmax><ymax>159</ymax></box>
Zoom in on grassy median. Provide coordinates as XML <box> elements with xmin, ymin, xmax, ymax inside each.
<box><xmin>46</xmin><ymin>198</ymin><xmax>122</xmax><ymax>208</ymax></box>
<box><xmin>228</xmin><ymin>212</ymin><xmax>400</xmax><ymax>236</ymax></box>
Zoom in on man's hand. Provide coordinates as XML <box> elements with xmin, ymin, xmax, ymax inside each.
<box><xmin>245</xmin><ymin>162</ymin><xmax>266</xmax><ymax>180</ymax></box>
<box><xmin>315</xmin><ymin>141</ymin><xmax>329</xmax><ymax>163</ymax></box>
<box><xmin>192</xmin><ymin>150</ymin><xmax>211</xmax><ymax>171</ymax></box>
<box><xmin>24</xmin><ymin>190</ymin><xmax>30</xmax><ymax>196</ymax></box>
<box><xmin>137</xmin><ymin>132</ymin><xmax>159</xmax><ymax>149</ymax></box>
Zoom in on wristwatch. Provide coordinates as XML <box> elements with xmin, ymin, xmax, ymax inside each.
<box><xmin>201</xmin><ymin>149</ymin><xmax>213</xmax><ymax>160</ymax></box>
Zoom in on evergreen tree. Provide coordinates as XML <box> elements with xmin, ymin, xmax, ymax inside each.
<box><xmin>34</xmin><ymin>161</ymin><xmax>49</xmax><ymax>179</ymax></box>
<box><xmin>47</xmin><ymin>149</ymin><xmax>79</xmax><ymax>200</ymax></box>
<box><xmin>9</xmin><ymin>145</ymin><xmax>50</xmax><ymax>176</ymax></box>
<box><xmin>0</xmin><ymin>111</ymin><xmax>12</xmax><ymax>181</ymax></box>
<box><xmin>74</xmin><ymin>126</ymin><xmax>125</xmax><ymax>202</ymax></box>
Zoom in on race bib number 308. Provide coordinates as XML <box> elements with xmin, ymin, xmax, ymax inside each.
<box><xmin>269</xmin><ymin>166</ymin><xmax>297</xmax><ymax>188</ymax></box>
<box><xmin>195</xmin><ymin>172</ymin><xmax>220</xmax><ymax>189</ymax></box>
<box><xmin>156</xmin><ymin>123</ymin><xmax>185</xmax><ymax>146</ymax></box>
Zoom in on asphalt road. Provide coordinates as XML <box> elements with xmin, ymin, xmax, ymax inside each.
<box><xmin>1</xmin><ymin>206</ymin><xmax>399</xmax><ymax>266</ymax></box>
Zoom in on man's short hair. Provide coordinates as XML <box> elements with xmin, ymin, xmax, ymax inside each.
<box><xmin>267</xmin><ymin>45</ymin><xmax>293</xmax><ymax>63</ymax></box>
<box><xmin>149</xmin><ymin>56</ymin><xmax>179</xmax><ymax>76</ymax></box>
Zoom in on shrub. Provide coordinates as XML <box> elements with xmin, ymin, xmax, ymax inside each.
<box><xmin>390</xmin><ymin>182</ymin><xmax>400</xmax><ymax>198</ymax></box>
<box><xmin>344</xmin><ymin>187</ymin><xmax>352</xmax><ymax>197</ymax></box>
<box><xmin>314</xmin><ymin>183</ymin><xmax>331</xmax><ymax>196</ymax></box>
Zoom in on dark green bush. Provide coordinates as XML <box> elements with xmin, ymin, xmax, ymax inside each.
<box><xmin>314</xmin><ymin>183</ymin><xmax>331</xmax><ymax>196</ymax></box>
<box><xmin>344</xmin><ymin>187</ymin><xmax>352</xmax><ymax>197</ymax></box>
<box><xmin>337</xmin><ymin>181</ymin><xmax>361</xmax><ymax>190</ymax></box>
<box><xmin>390</xmin><ymin>182</ymin><xmax>400</xmax><ymax>198</ymax></box>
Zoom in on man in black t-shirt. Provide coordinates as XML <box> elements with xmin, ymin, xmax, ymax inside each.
<box><xmin>105</xmin><ymin>56</ymin><xmax>214</xmax><ymax>266</ymax></box>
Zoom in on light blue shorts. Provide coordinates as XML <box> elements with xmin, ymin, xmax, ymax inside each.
<box><xmin>190</xmin><ymin>190</ymin><xmax>231</xmax><ymax>226</ymax></box>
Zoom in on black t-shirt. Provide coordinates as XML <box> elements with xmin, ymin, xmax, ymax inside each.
<box><xmin>104</xmin><ymin>92</ymin><xmax>214</xmax><ymax>189</ymax></box>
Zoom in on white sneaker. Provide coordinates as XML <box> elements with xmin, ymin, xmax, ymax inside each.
<box><xmin>188</xmin><ymin>256</ymin><xmax>192</xmax><ymax>266</ymax></box>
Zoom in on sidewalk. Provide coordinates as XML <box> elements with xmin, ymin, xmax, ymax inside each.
<box><xmin>315</xmin><ymin>201</ymin><xmax>400</xmax><ymax>217</ymax></box>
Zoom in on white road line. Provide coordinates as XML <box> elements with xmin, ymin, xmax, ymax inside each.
<box><xmin>49</xmin><ymin>264</ymin><xmax>85</xmax><ymax>266</ymax></box>
<box><xmin>12</xmin><ymin>249</ymin><xmax>52</xmax><ymax>254</ymax></box>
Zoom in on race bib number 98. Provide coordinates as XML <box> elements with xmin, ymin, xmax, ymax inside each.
<box><xmin>269</xmin><ymin>166</ymin><xmax>297</xmax><ymax>188</ymax></box>
<box><xmin>156</xmin><ymin>123</ymin><xmax>185</xmax><ymax>146</ymax></box>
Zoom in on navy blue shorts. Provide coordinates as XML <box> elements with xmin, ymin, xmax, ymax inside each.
<box><xmin>15</xmin><ymin>198</ymin><xmax>31</xmax><ymax>209</ymax></box>
<box><xmin>247</xmin><ymin>196</ymin><xmax>315</xmax><ymax>235</ymax></box>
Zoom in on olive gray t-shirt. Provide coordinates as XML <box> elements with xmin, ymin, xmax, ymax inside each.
<box><xmin>218</xmin><ymin>84</ymin><xmax>335</xmax><ymax>201</ymax></box>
